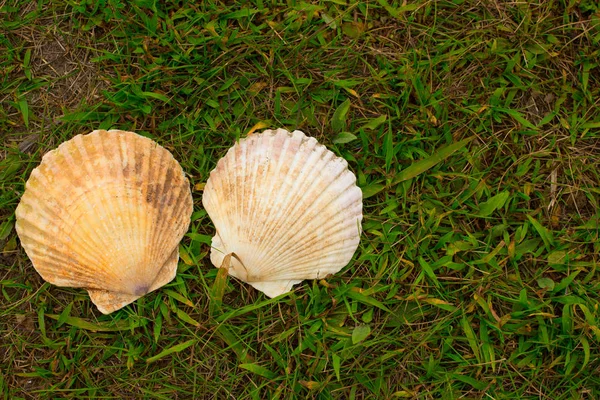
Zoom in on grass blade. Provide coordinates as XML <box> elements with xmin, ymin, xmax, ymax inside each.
<box><xmin>45</xmin><ymin>314</ymin><xmax>145</xmax><ymax>332</ymax></box>
<box><xmin>461</xmin><ymin>316</ymin><xmax>481</xmax><ymax>363</ymax></box>
<box><xmin>239</xmin><ymin>363</ymin><xmax>277</xmax><ymax>380</ymax></box>
<box><xmin>331</xmin><ymin>99</ymin><xmax>351</xmax><ymax>133</ymax></box>
<box><xmin>526</xmin><ymin>215</ymin><xmax>554</xmax><ymax>250</ymax></box>
<box><xmin>392</xmin><ymin>137</ymin><xmax>473</xmax><ymax>185</ymax></box>
<box><xmin>352</xmin><ymin>325</ymin><xmax>371</xmax><ymax>344</ymax></box>
<box><xmin>146</xmin><ymin>339</ymin><xmax>197</xmax><ymax>364</ymax></box>
<box><xmin>477</xmin><ymin>191</ymin><xmax>510</xmax><ymax>217</ymax></box>
<box><xmin>345</xmin><ymin>290</ymin><xmax>391</xmax><ymax>312</ymax></box>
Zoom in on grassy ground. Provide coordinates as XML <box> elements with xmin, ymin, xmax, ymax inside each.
<box><xmin>2</xmin><ymin>0</ymin><xmax>600</xmax><ymax>398</ymax></box>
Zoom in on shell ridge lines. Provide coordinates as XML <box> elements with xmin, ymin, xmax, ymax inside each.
<box><xmin>16</xmin><ymin>221</ymin><xmax>109</xmax><ymax>287</ymax></box>
<box><xmin>21</xmin><ymin>244</ymin><xmax>100</xmax><ymax>287</ymax></box>
<box><xmin>216</xmin><ymin>146</ymin><xmax>235</xmax><ymax>254</ymax></box>
<box><xmin>265</xmin><ymin>228</ymin><xmax>361</xmax><ymax>279</ymax></box>
<box><xmin>138</xmin><ymin>136</ymin><xmax>153</xmax><ymax>287</ymax></box>
<box><xmin>246</xmin><ymin>135</ymin><xmax>265</xmax><ymax>244</ymax></box>
<box><xmin>244</xmin><ymin>134</ymin><xmax>266</xmax><ymax>244</ymax></box>
<box><xmin>253</xmin><ymin>138</ymin><xmax>335</xmax><ymax>269</ymax></box>
<box><xmin>98</xmin><ymin>131</ymin><xmax>136</xmax><ymax>289</ymax></box>
<box><xmin>246</xmin><ymin>132</ymin><xmax>281</xmax><ymax>244</ymax></box>
<box><xmin>147</xmin><ymin>246</ymin><xmax>178</xmax><ymax>292</ymax></box>
<box><xmin>265</xmin><ymin>171</ymin><xmax>360</xmax><ymax>264</ymax></box>
<box><xmin>145</xmin><ymin>142</ymin><xmax>178</xmax><ymax>286</ymax></box>
<box><xmin>17</xmin><ymin>187</ymin><xmax>112</xmax><ymax>276</ymax></box>
<box><xmin>206</xmin><ymin>155</ymin><xmax>232</xmax><ymax>255</ymax></box>
<box><xmin>34</xmin><ymin>141</ymin><xmax>115</xmax><ymax>275</ymax></box>
<box><xmin>141</xmin><ymin>140</ymin><xmax>165</xmax><ymax>287</ymax></box>
<box><xmin>62</xmin><ymin>141</ymin><xmax>115</xmax><ymax>273</ymax></box>
<box><xmin>248</xmin><ymin>132</ymin><xmax>309</xmax><ymax>262</ymax></box>
<box><xmin>73</xmin><ymin>133</ymin><xmax>122</xmax><ymax>288</ymax></box>
<box><xmin>259</xmin><ymin>197</ymin><xmax>360</xmax><ymax>278</ymax></box>
<box><xmin>147</xmin><ymin>150</ymin><xmax>173</xmax><ymax>264</ymax></box>
<box><xmin>112</xmin><ymin>132</ymin><xmax>136</xmax><ymax>281</ymax></box>
<box><xmin>249</xmin><ymin>132</ymin><xmax>311</xmax><ymax>276</ymax></box>
<box><xmin>85</xmin><ymin>132</ymin><xmax>126</xmax><ymax>287</ymax></box>
<box><xmin>211</xmin><ymin>150</ymin><xmax>233</xmax><ymax>254</ymax></box>
<box><xmin>254</xmin><ymin>142</ymin><xmax>332</xmax><ymax>258</ymax></box>
<box><xmin>233</xmin><ymin>140</ymin><xmax>244</xmax><ymax>247</ymax></box>
<box><xmin>150</xmin><ymin>173</ymin><xmax>188</xmax><ymax>267</ymax></box>
<box><xmin>118</xmin><ymin>132</ymin><xmax>137</xmax><ymax>279</ymax></box>
<box><xmin>205</xmin><ymin>164</ymin><xmax>229</xmax><ymax>255</ymax></box>
<box><xmin>238</xmin><ymin>135</ymin><xmax>251</xmax><ymax>247</ymax></box>
<box><xmin>226</xmin><ymin>145</ymin><xmax>239</xmax><ymax>248</ymax></box>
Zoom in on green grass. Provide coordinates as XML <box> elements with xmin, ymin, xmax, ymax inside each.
<box><xmin>2</xmin><ymin>0</ymin><xmax>600</xmax><ymax>398</ymax></box>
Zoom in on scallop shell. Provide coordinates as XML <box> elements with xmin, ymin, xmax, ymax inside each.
<box><xmin>15</xmin><ymin>130</ymin><xmax>193</xmax><ymax>314</ymax></box>
<box><xmin>202</xmin><ymin>128</ymin><xmax>363</xmax><ymax>297</ymax></box>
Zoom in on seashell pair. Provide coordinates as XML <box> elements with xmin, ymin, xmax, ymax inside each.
<box><xmin>16</xmin><ymin>128</ymin><xmax>362</xmax><ymax>313</ymax></box>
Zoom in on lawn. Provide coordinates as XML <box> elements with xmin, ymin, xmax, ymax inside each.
<box><xmin>2</xmin><ymin>0</ymin><xmax>600</xmax><ymax>398</ymax></box>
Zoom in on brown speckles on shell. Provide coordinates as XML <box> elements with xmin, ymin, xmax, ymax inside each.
<box><xmin>15</xmin><ymin>130</ymin><xmax>193</xmax><ymax>314</ymax></box>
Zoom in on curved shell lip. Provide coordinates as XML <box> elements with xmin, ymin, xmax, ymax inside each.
<box><xmin>30</xmin><ymin>129</ymin><xmax>156</xmax><ymax>170</ymax></box>
<box><xmin>88</xmin><ymin>246</ymin><xmax>180</xmax><ymax>314</ymax></box>
<box><xmin>203</xmin><ymin>127</ymin><xmax>363</xmax><ymax>298</ymax></box>
<box><xmin>16</xmin><ymin>129</ymin><xmax>193</xmax><ymax>314</ymax></box>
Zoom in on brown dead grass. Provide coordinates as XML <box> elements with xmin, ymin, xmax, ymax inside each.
<box><xmin>4</xmin><ymin>11</ymin><xmax>108</xmax><ymax>141</ymax></box>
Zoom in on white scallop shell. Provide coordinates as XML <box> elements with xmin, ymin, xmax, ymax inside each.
<box><xmin>202</xmin><ymin>128</ymin><xmax>363</xmax><ymax>297</ymax></box>
<box><xmin>15</xmin><ymin>130</ymin><xmax>193</xmax><ymax>314</ymax></box>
